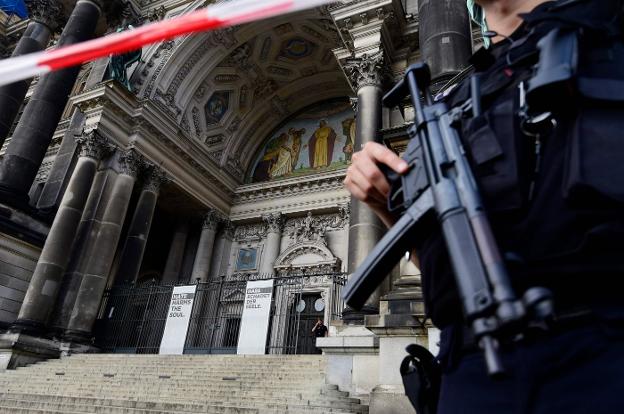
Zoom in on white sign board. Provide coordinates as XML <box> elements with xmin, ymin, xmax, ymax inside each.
<box><xmin>159</xmin><ymin>285</ymin><xmax>197</xmax><ymax>355</ymax></box>
<box><xmin>237</xmin><ymin>279</ymin><xmax>274</xmax><ymax>355</ymax></box>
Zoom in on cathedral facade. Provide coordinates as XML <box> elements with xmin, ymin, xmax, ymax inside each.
<box><xmin>0</xmin><ymin>0</ymin><xmax>475</xmax><ymax>410</ymax></box>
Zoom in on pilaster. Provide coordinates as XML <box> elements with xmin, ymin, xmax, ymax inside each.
<box><xmin>10</xmin><ymin>131</ymin><xmax>109</xmax><ymax>334</ymax></box>
<box><xmin>113</xmin><ymin>166</ymin><xmax>168</xmax><ymax>286</ymax></box>
<box><xmin>62</xmin><ymin>146</ymin><xmax>138</xmax><ymax>341</ymax></box>
<box><xmin>260</xmin><ymin>213</ymin><xmax>284</xmax><ymax>275</ymax></box>
<box><xmin>190</xmin><ymin>209</ymin><xmax>221</xmax><ymax>283</ymax></box>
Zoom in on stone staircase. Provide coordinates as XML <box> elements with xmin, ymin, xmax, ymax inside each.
<box><xmin>0</xmin><ymin>354</ymin><xmax>368</xmax><ymax>414</ymax></box>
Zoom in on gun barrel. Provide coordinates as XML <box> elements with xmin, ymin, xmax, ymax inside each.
<box><xmin>343</xmin><ymin>192</ymin><xmax>433</xmax><ymax>309</ymax></box>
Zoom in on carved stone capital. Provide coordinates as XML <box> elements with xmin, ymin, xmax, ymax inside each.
<box><xmin>142</xmin><ymin>166</ymin><xmax>169</xmax><ymax>194</ymax></box>
<box><xmin>146</xmin><ymin>5</ymin><xmax>166</xmax><ymax>22</ymax></box>
<box><xmin>75</xmin><ymin>130</ymin><xmax>110</xmax><ymax>160</ymax></box>
<box><xmin>263</xmin><ymin>213</ymin><xmax>284</xmax><ymax>234</ymax></box>
<box><xmin>202</xmin><ymin>210</ymin><xmax>221</xmax><ymax>231</ymax></box>
<box><xmin>344</xmin><ymin>51</ymin><xmax>386</xmax><ymax>90</ymax></box>
<box><xmin>118</xmin><ymin>148</ymin><xmax>142</xmax><ymax>177</ymax></box>
<box><xmin>27</xmin><ymin>0</ymin><xmax>66</xmax><ymax>32</ymax></box>
<box><xmin>222</xmin><ymin>220</ymin><xmax>235</xmax><ymax>239</ymax></box>
<box><xmin>338</xmin><ymin>203</ymin><xmax>351</xmax><ymax>223</ymax></box>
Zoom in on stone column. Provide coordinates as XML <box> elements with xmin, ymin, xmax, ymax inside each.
<box><xmin>418</xmin><ymin>0</ymin><xmax>472</xmax><ymax>86</ymax></box>
<box><xmin>49</xmin><ymin>158</ymin><xmax>114</xmax><ymax>334</ymax></box>
<box><xmin>0</xmin><ymin>0</ymin><xmax>103</xmax><ymax>203</ymax></box>
<box><xmin>260</xmin><ymin>213</ymin><xmax>284</xmax><ymax>275</ymax></box>
<box><xmin>344</xmin><ymin>52</ymin><xmax>388</xmax><ymax>316</ymax></box>
<box><xmin>161</xmin><ymin>219</ymin><xmax>190</xmax><ymax>285</ymax></box>
<box><xmin>190</xmin><ymin>210</ymin><xmax>220</xmax><ymax>283</ymax></box>
<box><xmin>63</xmin><ymin>149</ymin><xmax>139</xmax><ymax>340</ymax></box>
<box><xmin>114</xmin><ymin>167</ymin><xmax>168</xmax><ymax>286</ymax></box>
<box><xmin>11</xmin><ymin>131</ymin><xmax>108</xmax><ymax>333</ymax></box>
<box><xmin>0</xmin><ymin>0</ymin><xmax>64</xmax><ymax>146</ymax></box>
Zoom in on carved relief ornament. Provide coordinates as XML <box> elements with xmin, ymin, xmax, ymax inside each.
<box><xmin>234</xmin><ymin>223</ymin><xmax>268</xmax><ymax>241</ymax></box>
<box><xmin>222</xmin><ymin>220</ymin><xmax>236</xmax><ymax>239</ymax></box>
<box><xmin>202</xmin><ymin>209</ymin><xmax>221</xmax><ymax>231</ymax></box>
<box><xmin>143</xmin><ymin>166</ymin><xmax>169</xmax><ymax>194</ymax></box>
<box><xmin>27</xmin><ymin>0</ymin><xmax>65</xmax><ymax>32</ymax></box>
<box><xmin>344</xmin><ymin>51</ymin><xmax>386</xmax><ymax>90</ymax></box>
<box><xmin>75</xmin><ymin>130</ymin><xmax>111</xmax><ymax>160</ymax></box>
<box><xmin>263</xmin><ymin>213</ymin><xmax>284</xmax><ymax>234</ymax></box>
<box><xmin>118</xmin><ymin>148</ymin><xmax>143</xmax><ymax>177</ymax></box>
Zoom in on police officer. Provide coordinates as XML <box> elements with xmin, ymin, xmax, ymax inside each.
<box><xmin>344</xmin><ymin>0</ymin><xmax>624</xmax><ymax>412</ymax></box>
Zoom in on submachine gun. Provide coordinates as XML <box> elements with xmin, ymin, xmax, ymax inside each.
<box><xmin>342</xmin><ymin>62</ymin><xmax>555</xmax><ymax>377</ymax></box>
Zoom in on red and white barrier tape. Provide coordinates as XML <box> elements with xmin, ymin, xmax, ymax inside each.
<box><xmin>0</xmin><ymin>0</ymin><xmax>334</xmax><ymax>87</ymax></box>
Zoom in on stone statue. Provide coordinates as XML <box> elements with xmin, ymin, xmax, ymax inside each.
<box><xmin>106</xmin><ymin>26</ymin><xmax>142</xmax><ymax>90</ymax></box>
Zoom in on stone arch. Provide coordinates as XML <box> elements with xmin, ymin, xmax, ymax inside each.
<box><xmin>130</xmin><ymin>4</ymin><xmax>348</xmax><ymax>181</ymax></box>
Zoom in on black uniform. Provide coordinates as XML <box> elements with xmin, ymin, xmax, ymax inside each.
<box><xmin>416</xmin><ymin>1</ymin><xmax>624</xmax><ymax>412</ymax></box>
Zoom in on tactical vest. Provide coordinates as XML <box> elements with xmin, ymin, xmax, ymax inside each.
<box><xmin>420</xmin><ymin>0</ymin><xmax>624</xmax><ymax>327</ymax></box>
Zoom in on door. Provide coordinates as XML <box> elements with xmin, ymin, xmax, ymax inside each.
<box><xmin>295</xmin><ymin>293</ymin><xmax>324</xmax><ymax>354</ymax></box>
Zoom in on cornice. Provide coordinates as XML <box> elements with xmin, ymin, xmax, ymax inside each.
<box><xmin>230</xmin><ymin>170</ymin><xmax>351</xmax><ymax>221</ymax></box>
<box><xmin>329</xmin><ymin>0</ymin><xmax>394</xmax><ymax>21</ymax></box>
<box><xmin>69</xmin><ymin>81</ymin><xmax>234</xmax><ymax>213</ymax></box>
<box><xmin>234</xmin><ymin>169</ymin><xmax>348</xmax><ymax>204</ymax></box>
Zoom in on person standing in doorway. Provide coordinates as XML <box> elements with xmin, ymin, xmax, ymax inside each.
<box><xmin>312</xmin><ymin>317</ymin><xmax>328</xmax><ymax>354</ymax></box>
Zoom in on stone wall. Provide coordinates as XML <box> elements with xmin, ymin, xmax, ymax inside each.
<box><xmin>0</xmin><ymin>234</ymin><xmax>41</xmax><ymax>326</ymax></box>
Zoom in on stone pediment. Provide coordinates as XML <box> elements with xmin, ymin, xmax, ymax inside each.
<box><xmin>274</xmin><ymin>241</ymin><xmax>340</xmax><ymax>273</ymax></box>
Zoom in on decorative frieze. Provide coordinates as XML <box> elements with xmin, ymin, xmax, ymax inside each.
<box><xmin>284</xmin><ymin>208</ymin><xmax>350</xmax><ymax>242</ymax></box>
<box><xmin>234</xmin><ymin>223</ymin><xmax>268</xmax><ymax>241</ymax></box>
<box><xmin>234</xmin><ymin>171</ymin><xmax>347</xmax><ymax>204</ymax></box>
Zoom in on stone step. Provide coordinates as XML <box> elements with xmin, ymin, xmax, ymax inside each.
<box><xmin>13</xmin><ymin>366</ymin><xmax>326</xmax><ymax>373</ymax></box>
<box><xmin>0</xmin><ymin>384</ymin><xmax>361</xmax><ymax>401</ymax></box>
<box><xmin>0</xmin><ymin>355</ymin><xmax>367</xmax><ymax>414</ymax></box>
<box><xmin>0</xmin><ymin>374</ymin><xmax>325</xmax><ymax>383</ymax></box>
<box><xmin>65</xmin><ymin>355</ymin><xmax>324</xmax><ymax>359</ymax></box>
<box><xmin>0</xmin><ymin>390</ymin><xmax>352</xmax><ymax>409</ymax></box>
<box><xmin>0</xmin><ymin>397</ymin><xmax>367</xmax><ymax>414</ymax></box>
<box><xmin>0</xmin><ymin>384</ymin><xmax>332</xmax><ymax>395</ymax></box>
<box><xmin>0</xmin><ymin>380</ymin><xmax>328</xmax><ymax>391</ymax></box>
<box><xmin>19</xmin><ymin>364</ymin><xmax>326</xmax><ymax>375</ymax></box>
<box><xmin>0</xmin><ymin>384</ymin><xmax>353</xmax><ymax>400</ymax></box>
<box><xmin>0</xmin><ymin>393</ymin><xmax>207</xmax><ymax>412</ymax></box>
<box><xmin>0</xmin><ymin>400</ymin><xmax>204</xmax><ymax>414</ymax></box>
<box><xmin>19</xmin><ymin>355</ymin><xmax>325</xmax><ymax>366</ymax></box>
<box><xmin>0</xmin><ymin>389</ymin><xmax>361</xmax><ymax>407</ymax></box>
<box><xmin>55</xmin><ymin>357</ymin><xmax>325</xmax><ymax>365</ymax></box>
<box><xmin>21</xmin><ymin>395</ymin><xmax>363</xmax><ymax>410</ymax></box>
<box><xmin>0</xmin><ymin>407</ymin><xmax>90</xmax><ymax>414</ymax></box>
<box><xmin>8</xmin><ymin>372</ymin><xmax>323</xmax><ymax>378</ymax></box>
<box><xmin>37</xmin><ymin>356</ymin><xmax>325</xmax><ymax>366</ymax></box>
